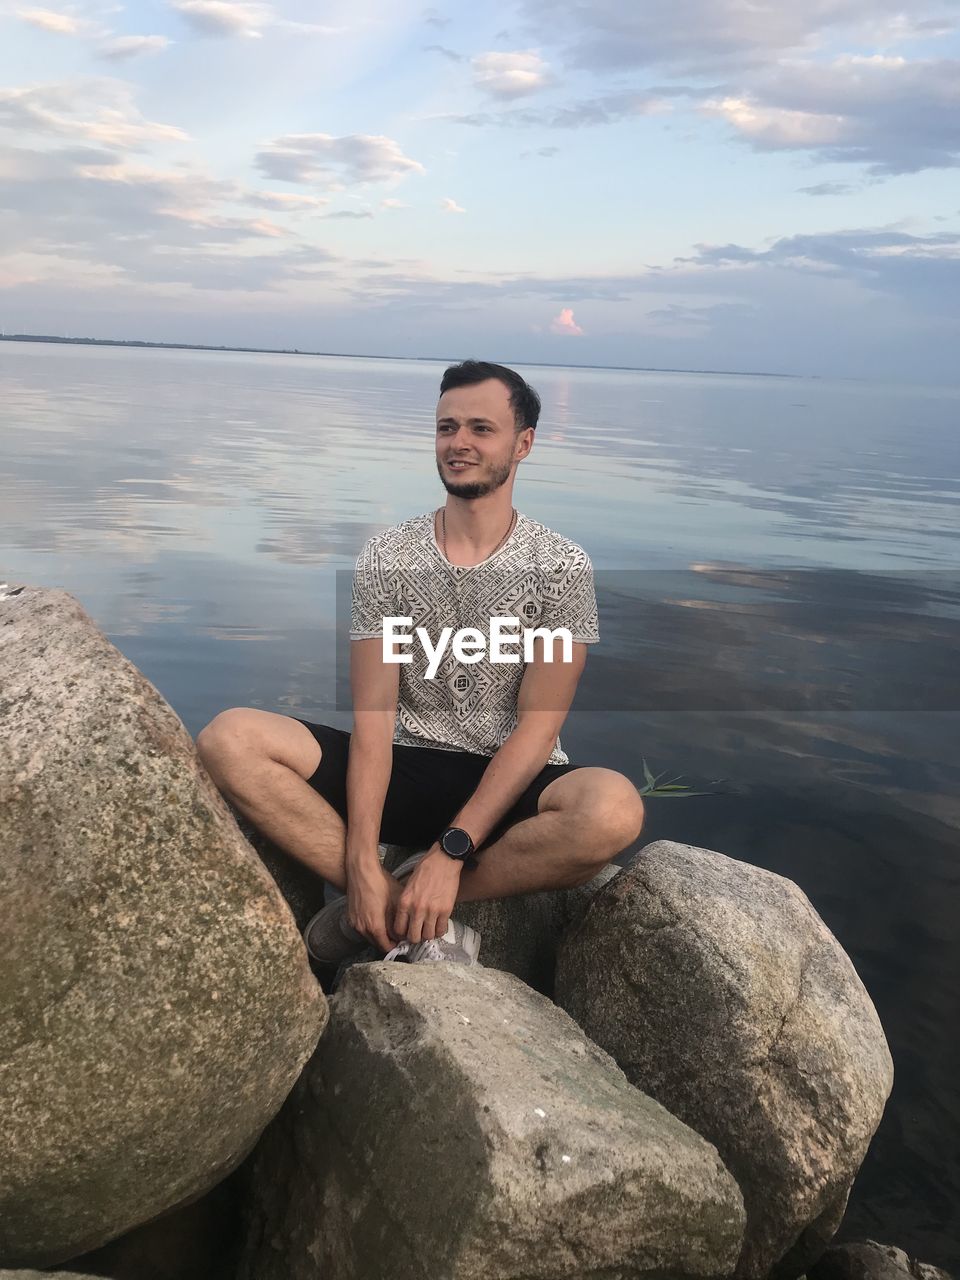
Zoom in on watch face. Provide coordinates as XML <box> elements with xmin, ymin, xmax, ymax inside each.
<box><xmin>442</xmin><ymin>827</ymin><xmax>472</xmax><ymax>858</ymax></box>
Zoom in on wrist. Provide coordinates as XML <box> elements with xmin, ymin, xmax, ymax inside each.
<box><xmin>428</xmin><ymin>844</ymin><xmax>464</xmax><ymax>873</ymax></box>
<box><xmin>437</xmin><ymin>825</ymin><xmax>477</xmax><ymax>866</ymax></box>
<box><xmin>346</xmin><ymin>846</ymin><xmax>384</xmax><ymax>875</ymax></box>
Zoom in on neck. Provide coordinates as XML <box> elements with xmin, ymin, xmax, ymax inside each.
<box><xmin>442</xmin><ymin>491</ymin><xmax>516</xmax><ymax>548</ymax></box>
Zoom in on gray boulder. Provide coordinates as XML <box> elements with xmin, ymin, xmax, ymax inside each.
<box><xmin>0</xmin><ymin>584</ymin><xmax>327</xmax><ymax>1267</ymax></box>
<box><xmin>240</xmin><ymin>963</ymin><xmax>746</xmax><ymax>1280</ymax></box>
<box><xmin>809</xmin><ymin>1240</ymin><xmax>954</xmax><ymax>1280</ymax></box>
<box><xmin>555</xmin><ymin>840</ymin><xmax>894</xmax><ymax>1280</ymax></box>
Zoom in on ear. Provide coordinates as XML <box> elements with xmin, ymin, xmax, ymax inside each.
<box><xmin>514</xmin><ymin>427</ymin><xmax>534</xmax><ymax>461</ymax></box>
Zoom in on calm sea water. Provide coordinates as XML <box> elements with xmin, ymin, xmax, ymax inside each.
<box><xmin>2</xmin><ymin>341</ymin><xmax>958</xmax><ymax>1266</ymax></box>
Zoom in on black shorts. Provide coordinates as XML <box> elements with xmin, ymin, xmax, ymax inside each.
<box><xmin>294</xmin><ymin>720</ymin><xmax>581</xmax><ymax>850</ymax></box>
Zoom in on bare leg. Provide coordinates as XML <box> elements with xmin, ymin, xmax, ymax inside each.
<box><xmin>196</xmin><ymin>714</ymin><xmax>645</xmax><ymax>903</ymax></box>
<box><xmin>455</xmin><ymin>768</ymin><xmax>645</xmax><ymax>903</ymax></box>
<box><xmin>196</xmin><ymin>708</ymin><xmax>352</xmax><ymax>890</ymax></box>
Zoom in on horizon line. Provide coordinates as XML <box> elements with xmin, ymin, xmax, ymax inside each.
<box><xmin>0</xmin><ymin>331</ymin><xmax>808</xmax><ymax>381</ymax></box>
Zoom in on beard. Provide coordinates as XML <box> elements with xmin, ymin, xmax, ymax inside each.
<box><xmin>436</xmin><ymin>454</ymin><xmax>514</xmax><ymax>499</ymax></box>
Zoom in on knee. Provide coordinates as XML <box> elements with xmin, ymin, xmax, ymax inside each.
<box><xmin>580</xmin><ymin>774</ymin><xmax>646</xmax><ymax>860</ymax></box>
<box><xmin>195</xmin><ymin>707</ymin><xmax>261</xmax><ymax>773</ymax></box>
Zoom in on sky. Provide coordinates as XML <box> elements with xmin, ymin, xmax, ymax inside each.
<box><xmin>0</xmin><ymin>0</ymin><xmax>958</xmax><ymax>382</ymax></box>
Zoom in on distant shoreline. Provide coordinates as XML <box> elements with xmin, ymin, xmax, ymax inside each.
<box><xmin>0</xmin><ymin>332</ymin><xmax>801</xmax><ymax>380</ymax></box>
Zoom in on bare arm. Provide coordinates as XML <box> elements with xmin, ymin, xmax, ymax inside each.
<box><xmin>393</xmin><ymin>637</ymin><xmax>588</xmax><ymax>944</ymax></box>
<box><xmin>452</xmin><ymin>637</ymin><xmax>587</xmax><ymax>846</ymax></box>
<box><xmin>344</xmin><ymin>637</ymin><xmax>401</xmax><ymax>951</ymax></box>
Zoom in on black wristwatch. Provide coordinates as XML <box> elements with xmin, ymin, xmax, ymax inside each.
<box><xmin>439</xmin><ymin>826</ymin><xmax>476</xmax><ymax>863</ymax></box>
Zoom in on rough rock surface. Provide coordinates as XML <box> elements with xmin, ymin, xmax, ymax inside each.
<box><xmin>555</xmin><ymin>840</ymin><xmax>894</xmax><ymax>1280</ymax></box>
<box><xmin>2</xmin><ymin>1272</ymin><xmax>100</xmax><ymax>1278</ymax></box>
<box><xmin>234</xmin><ymin>811</ymin><xmax>327</xmax><ymax>934</ymax></box>
<box><xmin>55</xmin><ymin>1177</ymin><xmax>242</xmax><ymax>1280</ymax></box>
<box><xmin>809</xmin><ymin>1240</ymin><xmax>954</xmax><ymax>1280</ymax></box>
<box><xmin>0</xmin><ymin>584</ymin><xmax>327</xmax><ymax>1267</ymax></box>
<box><xmin>240</xmin><ymin>963</ymin><xmax>745</xmax><ymax>1280</ymax></box>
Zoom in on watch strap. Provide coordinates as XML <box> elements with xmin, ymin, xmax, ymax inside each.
<box><xmin>439</xmin><ymin>825</ymin><xmax>476</xmax><ymax>862</ymax></box>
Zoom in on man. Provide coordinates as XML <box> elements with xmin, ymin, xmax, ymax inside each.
<box><xmin>196</xmin><ymin>360</ymin><xmax>645</xmax><ymax>963</ymax></box>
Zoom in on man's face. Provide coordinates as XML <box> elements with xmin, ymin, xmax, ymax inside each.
<box><xmin>435</xmin><ymin>378</ymin><xmax>533</xmax><ymax>499</ymax></box>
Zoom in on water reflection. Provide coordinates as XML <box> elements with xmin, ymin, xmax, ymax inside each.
<box><xmin>1</xmin><ymin>342</ymin><xmax>958</xmax><ymax>1264</ymax></box>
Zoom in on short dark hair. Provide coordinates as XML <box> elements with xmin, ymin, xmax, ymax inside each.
<box><xmin>439</xmin><ymin>360</ymin><xmax>541</xmax><ymax>432</ymax></box>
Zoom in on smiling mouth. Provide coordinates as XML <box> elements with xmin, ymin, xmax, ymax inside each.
<box><xmin>447</xmin><ymin>460</ymin><xmax>477</xmax><ymax>469</ymax></box>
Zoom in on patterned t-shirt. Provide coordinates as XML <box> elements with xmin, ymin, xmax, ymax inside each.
<box><xmin>350</xmin><ymin>510</ymin><xmax>599</xmax><ymax>765</ymax></box>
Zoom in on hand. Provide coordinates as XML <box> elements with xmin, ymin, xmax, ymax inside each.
<box><xmin>392</xmin><ymin>847</ymin><xmax>462</xmax><ymax>944</ymax></box>
<box><xmin>346</xmin><ymin>861</ymin><xmax>403</xmax><ymax>954</ymax></box>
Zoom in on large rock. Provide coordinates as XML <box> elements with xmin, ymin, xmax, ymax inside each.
<box><xmin>0</xmin><ymin>584</ymin><xmax>327</xmax><ymax>1267</ymax></box>
<box><xmin>555</xmin><ymin>840</ymin><xmax>894</xmax><ymax>1280</ymax></box>
<box><xmin>809</xmin><ymin>1240</ymin><xmax>954</xmax><ymax>1280</ymax></box>
<box><xmin>240</xmin><ymin>963</ymin><xmax>745</xmax><ymax>1280</ymax></box>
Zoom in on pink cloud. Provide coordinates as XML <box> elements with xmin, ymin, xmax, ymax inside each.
<box><xmin>550</xmin><ymin>306</ymin><xmax>583</xmax><ymax>336</ymax></box>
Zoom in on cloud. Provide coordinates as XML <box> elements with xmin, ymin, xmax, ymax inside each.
<box><xmin>646</xmin><ymin>301</ymin><xmax>759</xmax><ymax>332</ymax></box>
<box><xmin>856</xmin><ymin>11</ymin><xmax>958</xmax><ymax>44</ymax></box>
<box><xmin>167</xmin><ymin>0</ymin><xmax>341</xmax><ymax>38</ymax></box>
<box><xmin>550</xmin><ymin>306</ymin><xmax>583</xmax><ymax>335</ymax></box>
<box><xmin>243</xmin><ymin>190</ymin><xmax>329</xmax><ymax>211</ymax></box>
<box><xmin>424</xmin><ymin>43</ymin><xmax>461</xmax><ymax>62</ymax></box>
<box><xmin>509</xmin><ymin>1</ymin><xmax>958</xmax><ymax>177</ymax></box>
<box><xmin>327</xmin><ymin>221</ymin><xmax>959</xmax><ymax>381</ymax></box>
<box><xmin>337</xmin><ymin>222</ymin><xmax>960</xmax><ymax>329</ymax></box>
<box><xmin>671</xmin><ymin>227</ymin><xmax>960</xmax><ymax>325</ymax></box>
<box><xmin>4</xmin><ymin>205</ymin><xmax>958</xmax><ymax>381</ymax></box>
<box><xmin>441</xmin><ymin>197</ymin><xmax>465</xmax><ymax>213</ymax></box>
<box><xmin>255</xmin><ymin>133</ymin><xmax>425</xmax><ymax>188</ymax></box>
<box><xmin>321</xmin><ymin>209</ymin><xmax>373</xmax><ymax>219</ymax></box>
<box><xmin>0</xmin><ymin>142</ymin><xmax>342</xmax><ymax>292</ymax></box>
<box><xmin>14</xmin><ymin>9</ymin><xmax>172</xmax><ymax>59</ymax></box>
<box><xmin>381</xmin><ymin>197</ymin><xmax>408</xmax><ymax>209</ymax></box>
<box><xmin>518</xmin><ymin>0</ymin><xmax>926</xmax><ymax>73</ymax></box>
<box><xmin>797</xmin><ymin>181</ymin><xmax>859</xmax><ymax>196</ymax></box>
<box><xmin>703</xmin><ymin>55</ymin><xmax>960</xmax><ymax>173</ymax></box>
<box><xmin>0</xmin><ymin>80</ymin><xmax>190</xmax><ymax>150</ymax></box>
<box><xmin>686</xmin><ymin>226</ymin><xmax>960</xmax><ymax>273</ymax></box>
<box><xmin>16</xmin><ymin>7</ymin><xmax>85</xmax><ymax>34</ymax></box>
<box><xmin>98</xmin><ymin>35</ymin><xmax>171</xmax><ymax>60</ymax></box>
<box><xmin>169</xmin><ymin>0</ymin><xmax>271</xmax><ymax>38</ymax></box>
<box><xmin>422</xmin><ymin>6</ymin><xmax>448</xmax><ymax>28</ymax></box>
<box><xmin>446</xmin><ymin>92</ymin><xmax>669</xmax><ymax>129</ymax></box>
<box><xmin>471</xmin><ymin>50</ymin><xmax>552</xmax><ymax>99</ymax></box>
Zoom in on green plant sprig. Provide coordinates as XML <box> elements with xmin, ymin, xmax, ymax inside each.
<box><xmin>638</xmin><ymin>756</ymin><xmax>725</xmax><ymax>798</ymax></box>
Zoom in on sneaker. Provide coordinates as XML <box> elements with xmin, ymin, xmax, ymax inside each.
<box><xmin>383</xmin><ymin>919</ymin><xmax>481</xmax><ymax>966</ymax></box>
<box><xmin>389</xmin><ymin>850</ymin><xmax>429</xmax><ymax>879</ymax></box>
<box><xmin>303</xmin><ymin>851</ymin><xmax>429</xmax><ymax>965</ymax></box>
<box><xmin>303</xmin><ymin>898</ymin><xmax>369</xmax><ymax>966</ymax></box>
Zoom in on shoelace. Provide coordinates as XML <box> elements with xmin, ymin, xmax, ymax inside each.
<box><xmin>383</xmin><ymin>938</ymin><xmax>446</xmax><ymax>963</ymax></box>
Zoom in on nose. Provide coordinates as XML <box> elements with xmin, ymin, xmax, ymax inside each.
<box><xmin>445</xmin><ymin>425</ymin><xmax>472</xmax><ymax>451</ymax></box>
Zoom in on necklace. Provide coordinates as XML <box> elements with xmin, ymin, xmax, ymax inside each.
<box><xmin>439</xmin><ymin>507</ymin><xmax>517</xmax><ymax>565</ymax></box>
